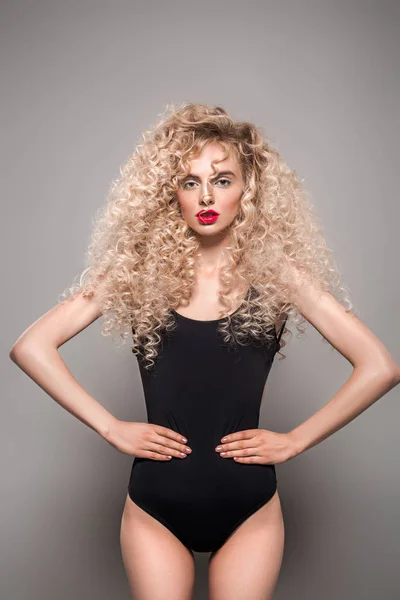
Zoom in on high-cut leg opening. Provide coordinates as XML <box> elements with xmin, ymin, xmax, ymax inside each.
<box><xmin>215</xmin><ymin>486</ymin><xmax>278</xmax><ymax>552</ymax></box>
<box><xmin>127</xmin><ymin>486</ymin><xmax>194</xmax><ymax>554</ymax></box>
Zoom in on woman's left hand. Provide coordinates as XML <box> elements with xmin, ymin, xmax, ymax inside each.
<box><xmin>215</xmin><ymin>429</ymin><xmax>298</xmax><ymax>465</ymax></box>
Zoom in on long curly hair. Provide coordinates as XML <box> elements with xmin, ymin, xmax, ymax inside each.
<box><xmin>60</xmin><ymin>102</ymin><xmax>354</xmax><ymax>370</ymax></box>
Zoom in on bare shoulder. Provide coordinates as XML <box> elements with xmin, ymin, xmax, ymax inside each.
<box><xmin>10</xmin><ymin>278</ymin><xmax>108</xmax><ymax>353</ymax></box>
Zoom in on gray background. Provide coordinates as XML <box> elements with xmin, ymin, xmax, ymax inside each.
<box><xmin>2</xmin><ymin>1</ymin><xmax>399</xmax><ymax>598</ymax></box>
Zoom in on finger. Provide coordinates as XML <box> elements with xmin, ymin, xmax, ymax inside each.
<box><xmin>152</xmin><ymin>434</ymin><xmax>191</xmax><ymax>454</ymax></box>
<box><xmin>232</xmin><ymin>455</ymin><xmax>265</xmax><ymax>464</ymax></box>
<box><xmin>219</xmin><ymin>446</ymin><xmax>259</xmax><ymax>458</ymax></box>
<box><xmin>220</xmin><ymin>429</ymin><xmax>258</xmax><ymax>443</ymax></box>
<box><xmin>148</xmin><ymin>441</ymin><xmax>190</xmax><ymax>459</ymax></box>
<box><xmin>218</xmin><ymin>439</ymin><xmax>258</xmax><ymax>452</ymax></box>
<box><xmin>154</xmin><ymin>425</ymin><xmax>188</xmax><ymax>443</ymax></box>
<box><xmin>144</xmin><ymin>450</ymin><xmax>173</xmax><ymax>461</ymax></box>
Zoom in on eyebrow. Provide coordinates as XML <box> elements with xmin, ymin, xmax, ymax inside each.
<box><xmin>182</xmin><ymin>170</ymin><xmax>237</xmax><ymax>181</ymax></box>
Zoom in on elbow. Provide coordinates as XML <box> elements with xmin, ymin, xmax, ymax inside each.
<box><xmin>10</xmin><ymin>338</ymin><xmax>57</xmax><ymax>365</ymax></box>
<box><xmin>9</xmin><ymin>340</ymin><xmax>35</xmax><ymax>365</ymax></box>
<box><xmin>9</xmin><ymin>343</ymin><xmax>26</xmax><ymax>365</ymax></box>
<box><xmin>394</xmin><ymin>366</ymin><xmax>400</xmax><ymax>386</ymax></box>
<box><xmin>383</xmin><ymin>362</ymin><xmax>400</xmax><ymax>386</ymax></box>
<box><xmin>376</xmin><ymin>363</ymin><xmax>400</xmax><ymax>389</ymax></box>
<box><xmin>354</xmin><ymin>360</ymin><xmax>400</xmax><ymax>389</ymax></box>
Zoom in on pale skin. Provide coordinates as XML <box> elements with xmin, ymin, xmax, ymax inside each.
<box><xmin>10</xmin><ymin>141</ymin><xmax>400</xmax><ymax>600</ymax></box>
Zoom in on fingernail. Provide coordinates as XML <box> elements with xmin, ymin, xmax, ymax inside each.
<box><xmin>181</xmin><ymin>437</ymin><xmax>187</xmax><ymax>443</ymax></box>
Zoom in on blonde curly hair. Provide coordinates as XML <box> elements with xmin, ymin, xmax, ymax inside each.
<box><xmin>60</xmin><ymin>101</ymin><xmax>354</xmax><ymax>370</ymax></box>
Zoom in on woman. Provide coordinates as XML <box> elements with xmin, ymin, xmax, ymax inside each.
<box><xmin>10</xmin><ymin>102</ymin><xmax>400</xmax><ymax>600</ymax></box>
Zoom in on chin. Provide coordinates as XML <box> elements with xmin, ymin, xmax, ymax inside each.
<box><xmin>193</xmin><ymin>224</ymin><xmax>232</xmax><ymax>237</ymax></box>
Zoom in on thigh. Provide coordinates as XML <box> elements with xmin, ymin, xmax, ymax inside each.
<box><xmin>208</xmin><ymin>490</ymin><xmax>285</xmax><ymax>600</ymax></box>
<box><xmin>120</xmin><ymin>493</ymin><xmax>196</xmax><ymax>600</ymax></box>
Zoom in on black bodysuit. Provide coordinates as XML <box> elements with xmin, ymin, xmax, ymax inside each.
<box><xmin>128</xmin><ymin>299</ymin><xmax>286</xmax><ymax>553</ymax></box>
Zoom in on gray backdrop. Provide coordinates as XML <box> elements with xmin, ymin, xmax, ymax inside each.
<box><xmin>2</xmin><ymin>1</ymin><xmax>399</xmax><ymax>598</ymax></box>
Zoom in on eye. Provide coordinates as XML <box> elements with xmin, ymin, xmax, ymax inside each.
<box><xmin>182</xmin><ymin>181</ymin><xmax>196</xmax><ymax>190</ymax></box>
<box><xmin>217</xmin><ymin>178</ymin><xmax>231</xmax><ymax>187</ymax></box>
<box><xmin>181</xmin><ymin>178</ymin><xmax>232</xmax><ymax>190</ymax></box>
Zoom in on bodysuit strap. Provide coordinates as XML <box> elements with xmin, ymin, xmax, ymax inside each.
<box><xmin>276</xmin><ymin>316</ymin><xmax>288</xmax><ymax>343</ymax></box>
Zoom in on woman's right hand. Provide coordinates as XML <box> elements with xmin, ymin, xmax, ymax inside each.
<box><xmin>104</xmin><ymin>420</ymin><xmax>192</xmax><ymax>461</ymax></box>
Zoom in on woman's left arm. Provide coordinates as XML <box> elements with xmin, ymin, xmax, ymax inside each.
<box><xmin>287</xmin><ymin>274</ymin><xmax>400</xmax><ymax>458</ymax></box>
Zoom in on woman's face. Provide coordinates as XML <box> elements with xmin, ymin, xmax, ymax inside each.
<box><xmin>176</xmin><ymin>141</ymin><xmax>244</xmax><ymax>237</ymax></box>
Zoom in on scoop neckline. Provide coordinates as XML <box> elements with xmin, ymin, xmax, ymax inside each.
<box><xmin>172</xmin><ymin>304</ymin><xmax>242</xmax><ymax>323</ymax></box>
<box><xmin>171</xmin><ymin>288</ymin><xmax>250</xmax><ymax>323</ymax></box>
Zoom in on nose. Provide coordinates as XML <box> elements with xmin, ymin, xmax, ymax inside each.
<box><xmin>200</xmin><ymin>185</ymin><xmax>214</xmax><ymax>207</ymax></box>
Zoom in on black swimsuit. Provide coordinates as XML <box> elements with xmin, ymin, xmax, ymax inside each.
<box><xmin>128</xmin><ymin>300</ymin><xmax>286</xmax><ymax>553</ymax></box>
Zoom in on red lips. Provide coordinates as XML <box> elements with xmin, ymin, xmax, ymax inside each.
<box><xmin>196</xmin><ymin>210</ymin><xmax>219</xmax><ymax>224</ymax></box>
<box><xmin>196</xmin><ymin>210</ymin><xmax>219</xmax><ymax>216</ymax></box>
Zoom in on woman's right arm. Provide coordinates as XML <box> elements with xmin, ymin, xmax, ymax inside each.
<box><xmin>9</xmin><ymin>289</ymin><xmax>117</xmax><ymax>439</ymax></box>
<box><xmin>9</xmin><ymin>288</ymin><xmax>191</xmax><ymax>460</ymax></box>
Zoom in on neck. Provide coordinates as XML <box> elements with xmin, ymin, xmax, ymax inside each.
<box><xmin>195</xmin><ymin>231</ymin><xmax>232</xmax><ymax>272</ymax></box>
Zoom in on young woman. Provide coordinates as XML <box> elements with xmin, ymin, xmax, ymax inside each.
<box><xmin>10</xmin><ymin>102</ymin><xmax>400</xmax><ymax>600</ymax></box>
